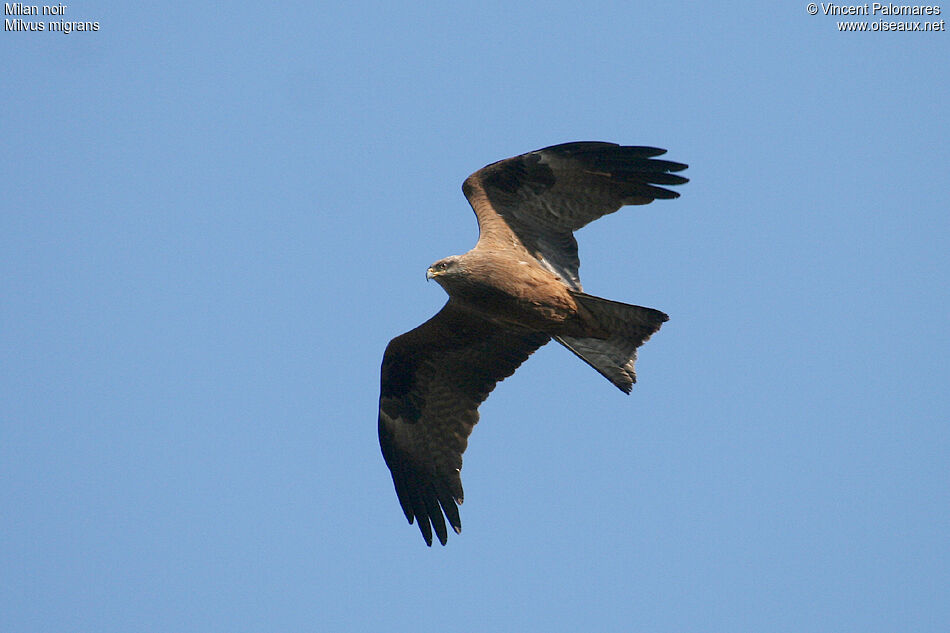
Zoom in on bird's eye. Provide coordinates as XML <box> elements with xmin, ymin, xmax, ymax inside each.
<box><xmin>439</xmin><ymin>262</ymin><xmax>448</xmax><ymax>270</ymax></box>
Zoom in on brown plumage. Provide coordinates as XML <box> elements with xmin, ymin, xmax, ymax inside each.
<box><xmin>379</xmin><ymin>142</ymin><xmax>687</xmax><ymax>545</ymax></box>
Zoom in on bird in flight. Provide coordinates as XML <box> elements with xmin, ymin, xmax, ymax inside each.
<box><xmin>378</xmin><ymin>141</ymin><xmax>687</xmax><ymax>545</ymax></box>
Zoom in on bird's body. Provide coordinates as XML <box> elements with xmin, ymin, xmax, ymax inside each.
<box><xmin>379</xmin><ymin>142</ymin><xmax>688</xmax><ymax>545</ymax></box>
<box><xmin>428</xmin><ymin>252</ymin><xmax>599</xmax><ymax>337</ymax></box>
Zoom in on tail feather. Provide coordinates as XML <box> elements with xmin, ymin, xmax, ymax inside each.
<box><xmin>555</xmin><ymin>292</ymin><xmax>668</xmax><ymax>393</ymax></box>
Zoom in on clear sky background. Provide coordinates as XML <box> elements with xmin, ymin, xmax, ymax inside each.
<box><xmin>3</xmin><ymin>2</ymin><xmax>948</xmax><ymax>632</ymax></box>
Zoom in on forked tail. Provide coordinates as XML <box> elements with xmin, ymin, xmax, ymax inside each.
<box><xmin>555</xmin><ymin>291</ymin><xmax>668</xmax><ymax>393</ymax></box>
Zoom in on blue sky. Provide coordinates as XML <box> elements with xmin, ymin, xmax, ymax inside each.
<box><xmin>3</xmin><ymin>2</ymin><xmax>948</xmax><ymax>631</ymax></box>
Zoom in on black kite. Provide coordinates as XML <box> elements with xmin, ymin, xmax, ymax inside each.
<box><xmin>379</xmin><ymin>142</ymin><xmax>688</xmax><ymax>545</ymax></box>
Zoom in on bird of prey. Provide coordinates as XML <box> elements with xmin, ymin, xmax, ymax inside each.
<box><xmin>378</xmin><ymin>141</ymin><xmax>687</xmax><ymax>545</ymax></box>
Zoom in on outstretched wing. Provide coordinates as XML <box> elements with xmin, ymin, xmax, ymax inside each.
<box><xmin>378</xmin><ymin>301</ymin><xmax>549</xmax><ymax>546</ymax></box>
<box><xmin>462</xmin><ymin>141</ymin><xmax>688</xmax><ymax>290</ymax></box>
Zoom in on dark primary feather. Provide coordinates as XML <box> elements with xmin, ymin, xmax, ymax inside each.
<box><xmin>378</xmin><ymin>301</ymin><xmax>549</xmax><ymax>545</ymax></box>
<box><xmin>463</xmin><ymin>141</ymin><xmax>688</xmax><ymax>289</ymax></box>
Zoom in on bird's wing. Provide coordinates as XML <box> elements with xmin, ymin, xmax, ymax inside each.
<box><xmin>378</xmin><ymin>301</ymin><xmax>549</xmax><ymax>546</ymax></box>
<box><xmin>462</xmin><ymin>141</ymin><xmax>688</xmax><ymax>290</ymax></box>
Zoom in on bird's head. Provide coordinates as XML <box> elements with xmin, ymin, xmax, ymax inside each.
<box><xmin>426</xmin><ymin>255</ymin><xmax>463</xmax><ymax>285</ymax></box>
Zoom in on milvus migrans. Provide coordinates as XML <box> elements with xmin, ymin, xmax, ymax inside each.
<box><xmin>379</xmin><ymin>141</ymin><xmax>687</xmax><ymax>545</ymax></box>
